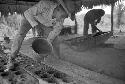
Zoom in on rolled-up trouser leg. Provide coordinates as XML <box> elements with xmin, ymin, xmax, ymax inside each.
<box><xmin>11</xmin><ymin>16</ymin><xmax>32</xmax><ymax>58</ymax></box>
<box><xmin>83</xmin><ymin>21</ymin><xmax>89</xmax><ymax>36</ymax></box>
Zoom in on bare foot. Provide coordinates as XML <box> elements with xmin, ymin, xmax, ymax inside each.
<box><xmin>4</xmin><ymin>55</ymin><xmax>14</xmax><ymax>72</ymax></box>
<box><xmin>4</xmin><ymin>60</ymin><xmax>13</xmax><ymax>71</ymax></box>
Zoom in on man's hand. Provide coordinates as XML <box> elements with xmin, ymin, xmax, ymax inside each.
<box><xmin>97</xmin><ymin>29</ymin><xmax>103</xmax><ymax>33</ymax></box>
<box><xmin>94</xmin><ymin>22</ymin><xmax>98</xmax><ymax>25</ymax></box>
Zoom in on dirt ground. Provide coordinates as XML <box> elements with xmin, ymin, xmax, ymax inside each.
<box><xmin>1</xmin><ymin>32</ymin><xmax>125</xmax><ymax>84</ymax></box>
<box><xmin>59</xmin><ymin>34</ymin><xmax>125</xmax><ymax>81</ymax></box>
<box><xmin>19</xmin><ymin>32</ymin><xmax>125</xmax><ymax>81</ymax></box>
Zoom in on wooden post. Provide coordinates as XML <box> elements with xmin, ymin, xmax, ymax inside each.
<box><xmin>111</xmin><ymin>3</ymin><xmax>115</xmax><ymax>35</ymax></box>
<box><xmin>74</xmin><ymin>15</ymin><xmax>77</xmax><ymax>34</ymax></box>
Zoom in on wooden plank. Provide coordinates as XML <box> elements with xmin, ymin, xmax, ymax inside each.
<box><xmin>65</xmin><ymin>32</ymin><xmax>112</xmax><ymax>51</ymax></box>
<box><xmin>111</xmin><ymin>3</ymin><xmax>115</xmax><ymax>35</ymax></box>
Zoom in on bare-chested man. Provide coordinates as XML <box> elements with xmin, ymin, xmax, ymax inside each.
<box><xmin>83</xmin><ymin>9</ymin><xmax>105</xmax><ymax>35</ymax></box>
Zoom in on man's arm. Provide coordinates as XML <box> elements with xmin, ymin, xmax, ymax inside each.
<box><xmin>47</xmin><ymin>18</ymin><xmax>64</xmax><ymax>42</ymax></box>
<box><xmin>96</xmin><ymin>17</ymin><xmax>101</xmax><ymax>24</ymax></box>
<box><xmin>47</xmin><ymin>18</ymin><xmax>64</xmax><ymax>58</ymax></box>
<box><xmin>57</xmin><ymin>0</ymin><xmax>71</xmax><ymax>18</ymax></box>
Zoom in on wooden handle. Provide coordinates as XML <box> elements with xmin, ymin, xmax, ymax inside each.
<box><xmin>58</xmin><ymin>0</ymin><xmax>71</xmax><ymax>18</ymax></box>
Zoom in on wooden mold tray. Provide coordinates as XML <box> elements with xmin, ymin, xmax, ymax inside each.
<box><xmin>6</xmin><ymin>53</ymin><xmax>76</xmax><ymax>84</ymax></box>
<box><xmin>0</xmin><ymin>56</ymin><xmax>39</xmax><ymax>84</ymax></box>
<box><xmin>64</xmin><ymin>32</ymin><xmax>112</xmax><ymax>51</ymax></box>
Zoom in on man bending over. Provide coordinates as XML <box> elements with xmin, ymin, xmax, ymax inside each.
<box><xmin>83</xmin><ymin>9</ymin><xmax>105</xmax><ymax>36</ymax></box>
<box><xmin>6</xmin><ymin>0</ymin><xmax>76</xmax><ymax>71</ymax></box>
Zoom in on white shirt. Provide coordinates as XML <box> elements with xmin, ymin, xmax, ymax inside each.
<box><xmin>24</xmin><ymin>0</ymin><xmax>58</xmax><ymax>27</ymax></box>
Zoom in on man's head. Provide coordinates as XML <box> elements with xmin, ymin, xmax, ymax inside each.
<box><xmin>98</xmin><ymin>9</ymin><xmax>105</xmax><ymax>17</ymax></box>
<box><xmin>63</xmin><ymin>0</ymin><xmax>82</xmax><ymax>20</ymax></box>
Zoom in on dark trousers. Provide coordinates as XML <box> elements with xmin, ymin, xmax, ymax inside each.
<box><xmin>84</xmin><ymin>21</ymin><xmax>98</xmax><ymax>35</ymax></box>
<box><xmin>91</xmin><ymin>24</ymin><xmax>97</xmax><ymax>34</ymax></box>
